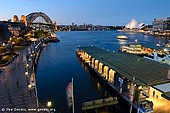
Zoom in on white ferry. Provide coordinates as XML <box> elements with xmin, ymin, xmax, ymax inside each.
<box><xmin>120</xmin><ymin>41</ymin><xmax>143</xmax><ymax>54</ymax></box>
<box><xmin>116</xmin><ymin>35</ymin><xmax>128</xmax><ymax>40</ymax></box>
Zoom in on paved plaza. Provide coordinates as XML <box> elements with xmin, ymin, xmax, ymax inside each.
<box><xmin>0</xmin><ymin>50</ymin><xmax>38</xmax><ymax>113</ymax></box>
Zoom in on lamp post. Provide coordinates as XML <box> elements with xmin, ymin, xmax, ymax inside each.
<box><xmin>28</xmin><ymin>84</ymin><xmax>32</xmax><ymax>89</ymax></box>
<box><xmin>25</xmin><ymin>71</ymin><xmax>28</xmax><ymax>76</ymax></box>
<box><xmin>47</xmin><ymin>101</ymin><xmax>52</xmax><ymax>108</ymax></box>
<box><xmin>46</xmin><ymin>101</ymin><xmax>52</xmax><ymax>113</ymax></box>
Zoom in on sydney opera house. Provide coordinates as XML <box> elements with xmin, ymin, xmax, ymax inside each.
<box><xmin>125</xmin><ymin>19</ymin><xmax>146</xmax><ymax>30</ymax></box>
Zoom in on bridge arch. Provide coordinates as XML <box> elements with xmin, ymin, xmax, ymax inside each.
<box><xmin>26</xmin><ymin>12</ymin><xmax>53</xmax><ymax>24</ymax></box>
<box><xmin>26</xmin><ymin>12</ymin><xmax>54</xmax><ymax>31</ymax></box>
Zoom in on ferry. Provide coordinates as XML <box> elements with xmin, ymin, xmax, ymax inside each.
<box><xmin>119</xmin><ymin>40</ymin><xmax>166</xmax><ymax>56</ymax></box>
<box><xmin>120</xmin><ymin>40</ymin><xmax>170</xmax><ymax>65</ymax></box>
<box><xmin>120</xmin><ymin>40</ymin><xmax>144</xmax><ymax>54</ymax></box>
<box><xmin>116</xmin><ymin>35</ymin><xmax>128</xmax><ymax>40</ymax></box>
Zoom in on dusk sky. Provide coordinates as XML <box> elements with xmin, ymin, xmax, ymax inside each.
<box><xmin>0</xmin><ymin>0</ymin><xmax>170</xmax><ymax>25</ymax></box>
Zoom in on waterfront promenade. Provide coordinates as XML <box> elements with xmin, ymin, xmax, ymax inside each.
<box><xmin>0</xmin><ymin>49</ymin><xmax>37</xmax><ymax>112</ymax></box>
<box><xmin>0</xmin><ymin>37</ymin><xmax>58</xmax><ymax>113</ymax></box>
<box><xmin>0</xmin><ymin>50</ymin><xmax>37</xmax><ymax>108</ymax></box>
<box><xmin>0</xmin><ymin>40</ymin><xmax>42</xmax><ymax>112</ymax></box>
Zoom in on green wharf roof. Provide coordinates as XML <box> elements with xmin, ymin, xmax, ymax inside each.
<box><xmin>78</xmin><ymin>46</ymin><xmax>170</xmax><ymax>86</ymax></box>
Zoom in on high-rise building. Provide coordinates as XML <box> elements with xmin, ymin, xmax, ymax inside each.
<box><xmin>152</xmin><ymin>17</ymin><xmax>170</xmax><ymax>32</ymax></box>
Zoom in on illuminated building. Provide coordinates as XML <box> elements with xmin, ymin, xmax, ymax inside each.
<box><xmin>153</xmin><ymin>17</ymin><xmax>170</xmax><ymax>32</ymax></box>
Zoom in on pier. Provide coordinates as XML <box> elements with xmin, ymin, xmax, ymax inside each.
<box><xmin>77</xmin><ymin>46</ymin><xmax>170</xmax><ymax>113</ymax></box>
<box><xmin>82</xmin><ymin>97</ymin><xmax>118</xmax><ymax>111</ymax></box>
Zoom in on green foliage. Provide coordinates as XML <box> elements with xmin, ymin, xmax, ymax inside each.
<box><xmin>0</xmin><ymin>54</ymin><xmax>15</xmax><ymax>64</ymax></box>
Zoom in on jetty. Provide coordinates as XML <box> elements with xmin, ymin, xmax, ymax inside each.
<box><xmin>77</xmin><ymin>46</ymin><xmax>170</xmax><ymax>113</ymax></box>
<box><xmin>82</xmin><ymin>97</ymin><xmax>118</xmax><ymax>111</ymax></box>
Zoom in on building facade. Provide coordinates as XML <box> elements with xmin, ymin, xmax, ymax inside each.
<box><xmin>152</xmin><ymin>17</ymin><xmax>170</xmax><ymax>32</ymax></box>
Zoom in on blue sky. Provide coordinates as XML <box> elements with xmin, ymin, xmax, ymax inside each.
<box><xmin>0</xmin><ymin>0</ymin><xmax>170</xmax><ymax>25</ymax></box>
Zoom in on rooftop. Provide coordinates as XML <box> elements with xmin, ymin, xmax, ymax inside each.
<box><xmin>162</xmin><ymin>92</ymin><xmax>170</xmax><ymax>100</ymax></box>
<box><xmin>78</xmin><ymin>46</ymin><xmax>170</xmax><ymax>86</ymax></box>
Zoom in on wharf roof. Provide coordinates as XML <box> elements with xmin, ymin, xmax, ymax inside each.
<box><xmin>78</xmin><ymin>46</ymin><xmax>170</xmax><ymax>86</ymax></box>
<box><xmin>162</xmin><ymin>92</ymin><xmax>170</xmax><ymax>100</ymax></box>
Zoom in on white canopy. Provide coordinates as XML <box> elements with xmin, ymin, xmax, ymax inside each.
<box><xmin>154</xmin><ymin>82</ymin><xmax>170</xmax><ymax>92</ymax></box>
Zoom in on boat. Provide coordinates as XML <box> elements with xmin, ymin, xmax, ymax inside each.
<box><xmin>164</xmin><ymin>43</ymin><xmax>170</xmax><ymax>47</ymax></box>
<box><xmin>156</xmin><ymin>41</ymin><xmax>162</xmax><ymax>47</ymax></box>
<box><xmin>117</xmin><ymin>35</ymin><xmax>128</xmax><ymax>40</ymax></box>
<box><xmin>120</xmin><ymin>40</ymin><xmax>144</xmax><ymax>54</ymax></box>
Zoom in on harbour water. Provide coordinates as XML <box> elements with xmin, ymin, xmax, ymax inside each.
<box><xmin>36</xmin><ymin>31</ymin><xmax>167</xmax><ymax>113</ymax></box>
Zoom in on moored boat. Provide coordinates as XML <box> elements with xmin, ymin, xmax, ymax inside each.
<box><xmin>120</xmin><ymin>40</ymin><xmax>144</xmax><ymax>54</ymax></box>
<box><xmin>117</xmin><ymin>35</ymin><xmax>128</xmax><ymax>40</ymax></box>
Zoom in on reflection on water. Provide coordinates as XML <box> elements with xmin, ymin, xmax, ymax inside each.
<box><xmin>97</xmin><ymin>82</ymin><xmax>101</xmax><ymax>91</ymax></box>
<box><xmin>117</xmin><ymin>39</ymin><xmax>128</xmax><ymax>45</ymax></box>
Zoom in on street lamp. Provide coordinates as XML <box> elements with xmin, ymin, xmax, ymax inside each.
<box><xmin>25</xmin><ymin>72</ymin><xmax>28</xmax><ymax>76</ymax></box>
<box><xmin>47</xmin><ymin>101</ymin><xmax>52</xmax><ymax>108</ymax></box>
<box><xmin>28</xmin><ymin>84</ymin><xmax>32</xmax><ymax>89</ymax></box>
<box><xmin>26</xmin><ymin>64</ymin><xmax>29</xmax><ymax>67</ymax></box>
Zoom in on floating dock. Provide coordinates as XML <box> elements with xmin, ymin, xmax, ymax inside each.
<box><xmin>82</xmin><ymin>97</ymin><xmax>118</xmax><ymax>111</ymax></box>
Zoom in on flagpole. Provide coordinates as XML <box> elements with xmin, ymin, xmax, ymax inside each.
<box><xmin>72</xmin><ymin>77</ymin><xmax>75</xmax><ymax>113</ymax></box>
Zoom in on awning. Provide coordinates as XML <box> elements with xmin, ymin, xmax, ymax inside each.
<box><xmin>154</xmin><ymin>83</ymin><xmax>170</xmax><ymax>101</ymax></box>
<box><xmin>154</xmin><ymin>83</ymin><xmax>170</xmax><ymax>92</ymax></box>
<box><xmin>162</xmin><ymin>92</ymin><xmax>170</xmax><ymax>101</ymax></box>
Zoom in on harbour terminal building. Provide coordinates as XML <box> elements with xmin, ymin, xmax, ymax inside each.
<box><xmin>77</xmin><ymin>46</ymin><xmax>170</xmax><ymax>113</ymax></box>
<box><xmin>152</xmin><ymin>17</ymin><xmax>170</xmax><ymax>33</ymax></box>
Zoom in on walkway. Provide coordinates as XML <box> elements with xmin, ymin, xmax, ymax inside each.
<box><xmin>0</xmin><ymin>48</ymin><xmax>38</xmax><ymax>113</ymax></box>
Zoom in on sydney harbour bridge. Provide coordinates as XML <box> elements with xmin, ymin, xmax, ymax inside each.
<box><xmin>26</xmin><ymin>12</ymin><xmax>55</xmax><ymax>31</ymax></box>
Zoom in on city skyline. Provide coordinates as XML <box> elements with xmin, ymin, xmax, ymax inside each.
<box><xmin>0</xmin><ymin>0</ymin><xmax>170</xmax><ymax>26</ymax></box>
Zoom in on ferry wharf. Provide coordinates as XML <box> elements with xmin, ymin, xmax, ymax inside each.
<box><xmin>77</xmin><ymin>46</ymin><xmax>170</xmax><ymax>113</ymax></box>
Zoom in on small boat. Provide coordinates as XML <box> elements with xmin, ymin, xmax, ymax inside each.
<box><xmin>156</xmin><ymin>43</ymin><xmax>161</xmax><ymax>46</ymax></box>
<box><xmin>117</xmin><ymin>35</ymin><xmax>128</xmax><ymax>40</ymax></box>
<box><xmin>156</xmin><ymin>41</ymin><xmax>162</xmax><ymax>47</ymax></box>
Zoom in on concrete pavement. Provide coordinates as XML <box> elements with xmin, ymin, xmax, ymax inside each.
<box><xmin>0</xmin><ymin>49</ymin><xmax>38</xmax><ymax>113</ymax></box>
<box><xmin>0</xmin><ymin>38</ymin><xmax>59</xmax><ymax>113</ymax></box>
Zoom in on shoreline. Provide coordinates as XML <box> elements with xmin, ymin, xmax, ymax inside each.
<box><xmin>0</xmin><ymin>36</ymin><xmax>60</xmax><ymax>112</ymax></box>
<box><xmin>28</xmin><ymin>37</ymin><xmax>60</xmax><ymax>108</ymax></box>
<box><xmin>119</xmin><ymin>29</ymin><xmax>170</xmax><ymax>38</ymax></box>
